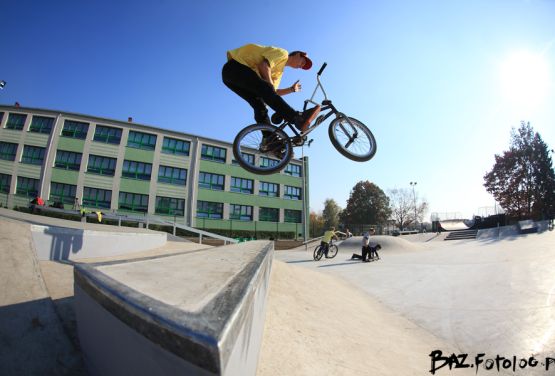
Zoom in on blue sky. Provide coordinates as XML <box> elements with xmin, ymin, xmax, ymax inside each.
<box><xmin>2</xmin><ymin>0</ymin><xmax>554</xmax><ymax>219</ymax></box>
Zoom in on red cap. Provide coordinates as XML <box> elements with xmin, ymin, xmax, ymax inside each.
<box><xmin>290</xmin><ymin>51</ymin><xmax>313</xmax><ymax>70</ymax></box>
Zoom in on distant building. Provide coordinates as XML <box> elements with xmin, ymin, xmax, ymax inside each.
<box><xmin>0</xmin><ymin>105</ymin><xmax>309</xmax><ymax>238</ymax></box>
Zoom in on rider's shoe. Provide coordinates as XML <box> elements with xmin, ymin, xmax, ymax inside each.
<box><xmin>294</xmin><ymin>105</ymin><xmax>321</xmax><ymax>133</ymax></box>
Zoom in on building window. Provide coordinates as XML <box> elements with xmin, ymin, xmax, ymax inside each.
<box><xmin>229</xmin><ymin>204</ymin><xmax>253</xmax><ymax>221</ymax></box>
<box><xmin>0</xmin><ymin>112</ymin><xmax>3</xmax><ymax>123</ymax></box>
<box><xmin>83</xmin><ymin>187</ymin><xmax>112</xmax><ymax>209</ymax></box>
<box><xmin>259</xmin><ymin>207</ymin><xmax>279</xmax><ymax>222</ymax></box>
<box><xmin>94</xmin><ymin>125</ymin><xmax>122</xmax><ymax>145</ymax></box>
<box><xmin>232</xmin><ymin>152</ymin><xmax>255</xmax><ymax>166</ymax></box>
<box><xmin>21</xmin><ymin>145</ymin><xmax>45</xmax><ymax>165</ymax></box>
<box><xmin>127</xmin><ymin>131</ymin><xmax>157</xmax><ymax>150</ymax></box>
<box><xmin>284</xmin><ymin>163</ymin><xmax>302</xmax><ymax>177</ymax></box>
<box><xmin>16</xmin><ymin>176</ymin><xmax>40</xmax><ymax>198</ymax></box>
<box><xmin>87</xmin><ymin>155</ymin><xmax>117</xmax><ymax>176</ymax></box>
<box><xmin>260</xmin><ymin>156</ymin><xmax>279</xmax><ymax>168</ymax></box>
<box><xmin>61</xmin><ymin>120</ymin><xmax>89</xmax><ymax>139</ymax></box>
<box><xmin>54</xmin><ymin>150</ymin><xmax>82</xmax><ymax>171</ymax></box>
<box><xmin>155</xmin><ymin>196</ymin><xmax>185</xmax><ymax>216</ymax></box>
<box><xmin>50</xmin><ymin>182</ymin><xmax>77</xmax><ymax>205</ymax></box>
<box><xmin>0</xmin><ymin>173</ymin><xmax>11</xmax><ymax>194</ymax></box>
<box><xmin>162</xmin><ymin>137</ymin><xmax>190</xmax><ymax>156</ymax></box>
<box><xmin>198</xmin><ymin>172</ymin><xmax>224</xmax><ymax>190</ymax></box>
<box><xmin>201</xmin><ymin>144</ymin><xmax>226</xmax><ymax>163</ymax></box>
<box><xmin>29</xmin><ymin>116</ymin><xmax>54</xmax><ymax>134</ymax></box>
<box><xmin>118</xmin><ymin>192</ymin><xmax>149</xmax><ymax>213</ymax></box>
<box><xmin>284</xmin><ymin>185</ymin><xmax>301</xmax><ymax>200</ymax></box>
<box><xmin>158</xmin><ymin>165</ymin><xmax>187</xmax><ymax>186</ymax></box>
<box><xmin>284</xmin><ymin>209</ymin><xmax>302</xmax><ymax>223</ymax></box>
<box><xmin>230</xmin><ymin>177</ymin><xmax>253</xmax><ymax>194</ymax></box>
<box><xmin>196</xmin><ymin>200</ymin><xmax>223</xmax><ymax>219</ymax></box>
<box><xmin>122</xmin><ymin>160</ymin><xmax>152</xmax><ymax>180</ymax></box>
<box><xmin>5</xmin><ymin>113</ymin><xmax>26</xmax><ymax>130</ymax></box>
<box><xmin>259</xmin><ymin>181</ymin><xmax>279</xmax><ymax>197</ymax></box>
<box><xmin>0</xmin><ymin>142</ymin><xmax>18</xmax><ymax>161</ymax></box>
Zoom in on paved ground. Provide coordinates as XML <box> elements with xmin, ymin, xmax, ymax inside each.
<box><xmin>270</xmin><ymin>231</ymin><xmax>555</xmax><ymax>375</ymax></box>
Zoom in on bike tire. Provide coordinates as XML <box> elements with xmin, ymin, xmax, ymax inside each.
<box><xmin>313</xmin><ymin>245</ymin><xmax>323</xmax><ymax>261</ymax></box>
<box><xmin>328</xmin><ymin>116</ymin><xmax>377</xmax><ymax>162</ymax></box>
<box><xmin>327</xmin><ymin>244</ymin><xmax>339</xmax><ymax>259</ymax></box>
<box><xmin>233</xmin><ymin>123</ymin><xmax>293</xmax><ymax>175</ymax></box>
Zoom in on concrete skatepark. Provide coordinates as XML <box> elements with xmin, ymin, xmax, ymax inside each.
<box><xmin>1</xmin><ymin>207</ymin><xmax>554</xmax><ymax>375</ymax></box>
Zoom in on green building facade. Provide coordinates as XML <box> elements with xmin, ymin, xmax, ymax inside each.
<box><xmin>0</xmin><ymin>105</ymin><xmax>309</xmax><ymax>238</ymax></box>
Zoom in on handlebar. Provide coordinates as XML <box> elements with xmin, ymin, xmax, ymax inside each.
<box><xmin>317</xmin><ymin>63</ymin><xmax>327</xmax><ymax>76</ymax></box>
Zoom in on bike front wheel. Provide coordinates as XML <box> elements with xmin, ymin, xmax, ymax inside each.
<box><xmin>313</xmin><ymin>245</ymin><xmax>323</xmax><ymax>261</ymax></box>
<box><xmin>327</xmin><ymin>244</ymin><xmax>338</xmax><ymax>258</ymax></box>
<box><xmin>328</xmin><ymin>116</ymin><xmax>377</xmax><ymax>162</ymax></box>
<box><xmin>233</xmin><ymin>123</ymin><xmax>293</xmax><ymax>175</ymax></box>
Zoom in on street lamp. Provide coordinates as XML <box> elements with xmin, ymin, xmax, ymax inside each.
<box><xmin>0</xmin><ymin>81</ymin><xmax>6</xmax><ymax>90</ymax></box>
<box><xmin>410</xmin><ymin>181</ymin><xmax>417</xmax><ymax>230</ymax></box>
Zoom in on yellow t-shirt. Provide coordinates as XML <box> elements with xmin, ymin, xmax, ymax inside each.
<box><xmin>227</xmin><ymin>44</ymin><xmax>288</xmax><ymax>89</ymax></box>
<box><xmin>322</xmin><ymin>230</ymin><xmax>336</xmax><ymax>244</ymax></box>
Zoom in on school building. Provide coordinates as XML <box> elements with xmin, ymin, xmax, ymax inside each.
<box><xmin>0</xmin><ymin>105</ymin><xmax>309</xmax><ymax>238</ymax></box>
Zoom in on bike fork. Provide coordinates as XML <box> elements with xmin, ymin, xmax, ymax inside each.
<box><xmin>337</xmin><ymin>113</ymin><xmax>359</xmax><ymax>148</ymax></box>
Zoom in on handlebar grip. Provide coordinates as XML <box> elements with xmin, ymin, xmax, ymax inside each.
<box><xmin>317</xmin><ymin>63</ymin><xmax>327</xmax><ymax>76</ymax></box>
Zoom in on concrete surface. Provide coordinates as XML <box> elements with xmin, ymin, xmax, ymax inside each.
<box><xmin>274</xmin><ymin>230</ymin><xmax>555</xmax><ymax>375</ymax></box>
<box><xmin>74</xmin><ymin>241</ymin><xmax>273</xmax><ymax>376</ymax></box>
<box><xmin>0</xmin><ymin>219</ymin><xmax>86</xmax><ymax>376</ymax></box>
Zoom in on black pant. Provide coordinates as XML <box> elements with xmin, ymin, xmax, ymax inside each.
<box><xmin>222</xmin><ymin>59</ymin><xmax>298</xmax><ymax>124</ymax></box>
<box><xmin>361</xmin><ymin>245</ymin><xmax>370</xmax><ymax>261</ymax></box>
<box><xmin>320</xmin><ymin>241</ymin><xmax>329</xmax><ymax>257</ymax></box>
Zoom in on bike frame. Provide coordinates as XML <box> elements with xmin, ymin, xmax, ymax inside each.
<box><xmin>272</xmin><ymin>63</ymin><xmax>360</xmax><ymax>147</ymax></box>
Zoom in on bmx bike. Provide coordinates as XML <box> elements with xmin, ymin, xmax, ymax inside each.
<box><xmin>313</xmin><ymin>239</ymin><xmax>339</xmax><ymax>261</ymax></box>
<box><xmin>233</xmin><ymin>63</ymin><xmax>377</xmax><ymax>175</ymax></box>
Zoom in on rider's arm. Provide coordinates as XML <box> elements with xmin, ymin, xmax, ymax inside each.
<box><xmin>257</xmin><ymin>60</ymin><xmax>274</xmax><ymax>87</ymax></box>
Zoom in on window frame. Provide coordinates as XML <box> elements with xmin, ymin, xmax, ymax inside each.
<box><xmin>16</xmin><ymin>176</ymin><xmax>39</xmax><ymax>198</ymax></box>
<box><xmin>230</xmin><ymin>177</ymin><xmax>254</xmax><ymax>194</ymax></box>
<box><xmin>162</xmin><ymin>137</ymin><xmax>190</xmax><ymax>156</ymax></box>
<box><xmin>118</xmin><ymin>191</ymin><xmax>149</xmax><ymax>213</ymax></box>
<box><xmin>284</xmin><ymin>209</ymin><xmax>302</xmax><ymax>223</ymax></box>
<box><xmin>86</xmin><ymin>154</ymin><xmax>117</xmax><ymax>176</ymax></box>
<box><xmin>196</xmin><ymin>200</ymin><xmax>224</xmax><ymax>219</ymax></box>
<box><xmin>0</xmin><ymin>142</ymin><xmax>18</xmax><ymax>161</ymax></box>
<box><xmin>49</xmin><ymin>182</ymin><xmax>77</xmax><ymax>205</ymax></box>
<box><xmin>54</xmin><ymin>150</ymin><xmax>82</xmax><ymax>171</ymax></box>
<box><xmin>61</xmin><ymin>120</ymin><xmax>89</xmax><ymax>139</ymax></box>
<box><xmin>29</xmin><ymin>116</ymin><xmax>54</xmax><ymax>134</ymax></box>
<box><xmin>82</xmin><ymin>187</ymin><xmax>112</xmax><ymax>209</ymax></box>
<box><xmin>0</xmin><ymin>173</ymin><xmax>11</xmax><ymax>194</ymax></box>
<box><xmin>158</xmin><ymin>165</ymin><xmax>187</xmax><ymax>186</ymax></box>
<box><xmin>93</xmin><ymin>125</ymin><xmax>123</xmax><ymax>145</ymax></box>
<box><xmin>259</xmin><ymin>207</ymin><xmax>279</xmax><ymax>222</ymax></box>
<box><xmin>21</xmin><ymin>145</ymin><xmax>46</xmax><ymax>165</ymax></box>
<box><xmin>5</xmin><ymin>113</ymin><xmax>27</xmax><ymax>130</ymax></box>
<box><xmin>284</xmin><ymin>185</ymin><xmax>302</xmax><ymax>200</ymax></box>
<box><xmin>155</xmin><ymin>196</ymin><xmax>185</xmax><ymax>216</ymax></box>
<box><xmin>127</xmin><ymin>130</ymin><xmax>157</xmax><ymax>151</ymax></box>
<box><xmin>284</xmin><ymin>163</ymin><xmax>302</xmax><ymax>177</ymax></box>
<box><xmin>201</xmin><ymin>144</ymin><xmax>227</xmax><ymax>163</ymax></box>
<box><xmin>121</xmin><ymin>160</ymin><xmax>152</xmax><ymax>181</ymax></box>
<box><xmin>259</xmin><ymin>181</ymin><xmax>279</xmax><ymax>197</ymax></box>
<box><xmin>198</xmin><ymin>172</ymin><xmax>225</xmax><ymax>190</ymax></box>
<box><xmin>229</xmin><ymin>204</ymin><xmax>253</xmax><ymax>221</ymax></box>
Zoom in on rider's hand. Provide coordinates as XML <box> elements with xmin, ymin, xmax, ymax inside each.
<box><xmin>291</xmin><ymin>80</ymin><xmax>301</xmax><ymax>93</ymax></box>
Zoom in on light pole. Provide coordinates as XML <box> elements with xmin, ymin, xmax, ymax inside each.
<box><xmin>0</xmin><ymin>81</ymin><xmax>6</xmax><ymax>90</ymax></box>
<box><xmin>410</xmin><ymin>181</ymin><xmax>417</xmax><ymax>231</ymax></box>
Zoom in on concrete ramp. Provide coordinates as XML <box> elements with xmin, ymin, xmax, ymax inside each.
<box><xmin>439</xmin><ymin>219</ymin><xmax>475</xmax><ymax>231</ymax></box>
<box><xmin>74</xmin><ymin>241</ymin><xmax>273</xmax><ymax>376</ymax></box>
<box><xmin>0</xmin><ymin>219</ymin><xmax>85</xmax><ymax>375</ymax></box>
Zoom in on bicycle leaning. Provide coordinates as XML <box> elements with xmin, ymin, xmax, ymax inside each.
<box><xmin>313</xmin><ymin>238</ymin><xmax>339</xmax><ymax>261</ymax></box>
<box><xmin>233</xmin><ymin>63</ymin><xmax>377</xmax><ymax>175</ymax></box>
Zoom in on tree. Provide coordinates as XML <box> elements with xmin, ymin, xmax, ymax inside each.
<box><xmin>309</xmin><ymin>211</ymin><xmax>325</xmax><ymax>238</ymax></box>
<box><xmin>322</xmin><ymin>198</ymin><xmax>341</xmax><ymax>229</ymax></box>
<box><xmin>341</xmin><ymin>181</ymin><xmax>391</xmax><ymax>225</ymax></box>
<box><xmin>388</xmin><ymin>188</ymin><xmax>429</xmax><ymax>230</ymax></box>
<box><xmin>484</xmin><ymin>121</ymin><xmax>555</xmax><ymax>219</ymax></box>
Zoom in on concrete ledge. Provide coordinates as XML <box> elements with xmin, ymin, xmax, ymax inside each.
<box><xmin>31</xmin><ymin>225</ymin><xmax>167</xmax><ymax>260</ymax></box>
<box><xmin>74</xmin><ymin>240</ymin><xmax>273</xmax><ymax>376</ymax></box>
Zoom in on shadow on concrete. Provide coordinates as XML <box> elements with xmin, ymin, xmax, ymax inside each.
<box><xmin>285</xmin><ymin>259</ymin><xmax>315</xmax><ymax>264</ymax></box>
<box><xmin>44</xmin><ymin>227</ymin><xmax>84</xmax><ymax>260</ymax></box>
<box><xmin>317</xmin><ymin>261</ymin><xmax>362</xmax><ymax>268</ymax></box>
<box><xmin>0</xmin><ymin>298</ymin><xmax>87</xmax><ymax>376</ymax></box>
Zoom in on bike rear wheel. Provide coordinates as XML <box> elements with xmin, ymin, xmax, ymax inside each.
<box><xmin>328</xmin><ymin>116</ymin><xmax>377</xmax><ymax>162</ymax></box>
<box><xmin>327</xmin><ymin>244</ymin><xmax>338</xmax><ymax>258</ymax></box>
<box><xmin>233</xmin><ymin>123</ymin><xmax>292</xmax><ymax>175</ymax></box>
<box><xmin>313</xmin><ymin>245</ymin><xmax>323</xmax><ymax>261</ymax></box>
